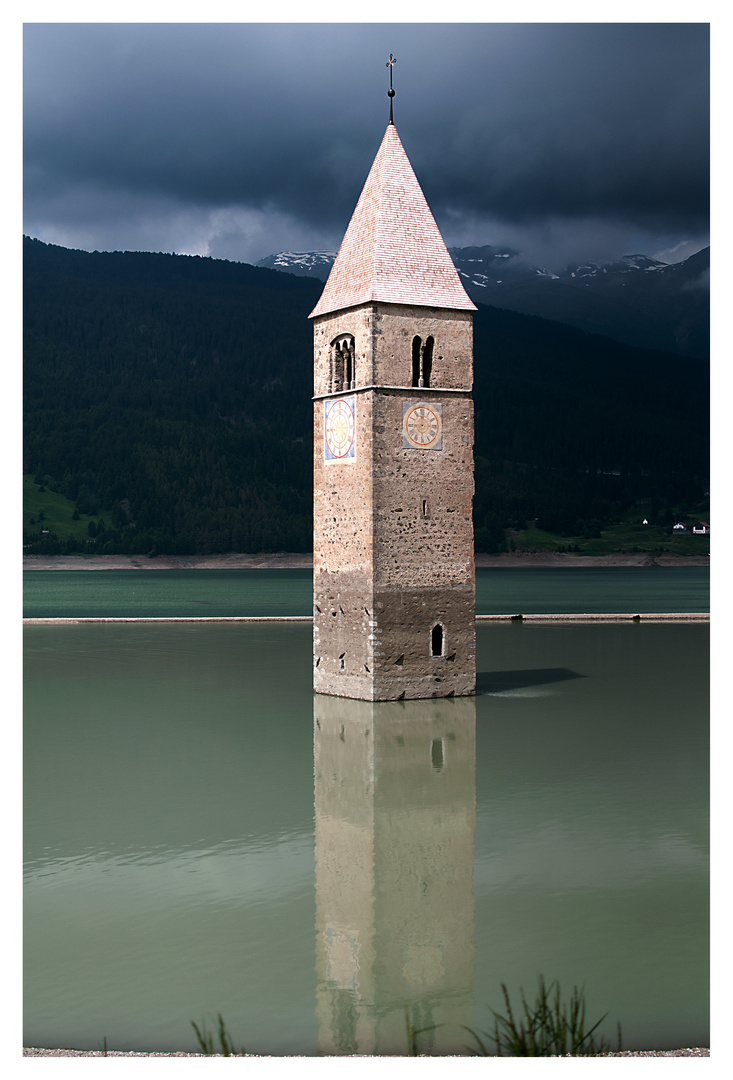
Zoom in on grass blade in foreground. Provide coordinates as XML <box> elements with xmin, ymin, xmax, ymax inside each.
<box><xmin>463</xmin><ymin>976</ymin><xmax>622</xmax><ymax>1056</ymax></box>
<box><xmin>190</xmin><ymin>1014</ymin><xmax>245</xmax><ymax>1056</ymax></box>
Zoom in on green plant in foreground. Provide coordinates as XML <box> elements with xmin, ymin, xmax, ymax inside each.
<box><xmin>189</xmin><ymin>978</ymin><xmax>619</xmax><ymax>1057</ymax></box>
<box><xmin>191</xmin><ymin>1014</ymin><xmax>245</xmax><ymax>1056</ymax></box>
<box><xmin>461</xmin><ymin>976</ymin><xmax>621</xmax><ymax>1056</ymax></box>
<box><xmin>405</xmin><ymin>1005</ymin><xmax>446</xmax><ymax>1056</ymax></box>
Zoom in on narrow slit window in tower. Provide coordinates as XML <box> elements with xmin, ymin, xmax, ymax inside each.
<box><xmin>422</xmin><ymin>336</ymin><xmax>434</xmax><ymax>387</ymax></box>
<box><xmin>431</xmin><ymin>737</ymin><xmax>444</xmax><ymax>772</ymax></box>
<box><xmin>412</xmin><ymin>336</ymin><xmax>422</xmax><ymax>386</ymax></box>
<box><xmin>412</xmin><ymin>335</ymin><xmax>434</xmax><ymax>387</ymax></box>
<box><xmin>431</xmin><ymin>624</ymin><xmax>444</xmax><ymax>657</ymax></box>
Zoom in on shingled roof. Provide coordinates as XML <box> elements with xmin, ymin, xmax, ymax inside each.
<box><xmin>310</xmin><ymin>122</ymin><xmax>476</xmax><ymax>319</ymax></box>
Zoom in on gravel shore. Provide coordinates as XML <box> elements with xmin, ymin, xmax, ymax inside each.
<box><xmin>23</xmin><ymin>552</ymin><xmax>709</xmax><ymax>571</ymax></box>
<box><xmin>23</xmin><ymin>1047</ymin><xmax>710</xmax><ymax>1057</ymax></box>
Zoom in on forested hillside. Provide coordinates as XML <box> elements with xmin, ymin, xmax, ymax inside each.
<box><xmin>23</xmin><ymin>237</ymin><xmax>709</xmax><ymax>555</ymax></box>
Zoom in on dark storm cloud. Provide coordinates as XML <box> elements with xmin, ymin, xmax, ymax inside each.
<box><xmin>23</xmin><ymin>22</ymin><xmax>709</xmax><ymax>266</ymax></box>
<box><xmin>413</xmin><ymin>23</ymin><xmax>709</xmax><ymax>230</ymax></box>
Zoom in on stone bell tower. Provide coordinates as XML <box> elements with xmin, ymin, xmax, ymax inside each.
<box><xmin>311</xmin><ymin>96</ymin><xmax>476</xmax><ymax>701</ymax></box>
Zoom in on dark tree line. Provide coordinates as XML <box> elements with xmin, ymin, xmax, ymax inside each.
<box><xmin>24</xmin><ymin>237</ymin><xmax>708</xmax><ymax>555</ymax></box>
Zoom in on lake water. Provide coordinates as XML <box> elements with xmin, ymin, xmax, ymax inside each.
<box><xmin>24</xmin><ymin>612</ymin><xmax>709</xmax><ymax>1054</ymax></box>
<box><xmin>23</xmin><ymin>565</ymin><xmax>710</xmax><ymax>618</ymax></box>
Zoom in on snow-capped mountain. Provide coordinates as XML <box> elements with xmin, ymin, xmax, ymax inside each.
<box><xmin>563</xmin><ymin>253</ymin><xmax>668</xmax><ymax>279</ymax></box>
<box><xmin>445</xmin><ymin>246</ymin><xmax>707</xmax><ymax>360</ymax></box>
<box><xmin>255</xmin><ymin>251</ymin><xmax>337</xmax><ymax>279</ymax></box>
<box><xmin>448</xmin><ymin>245</ymin><xmax>558</xmax><ymax>290</ymax></box>
<box><xmin>257</xmin><ymin>244</ymin><xmax>709</xmax><ymax>359</ymax></box>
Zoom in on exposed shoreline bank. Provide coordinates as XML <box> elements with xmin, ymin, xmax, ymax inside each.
<box><xmin>22</xmin><ymin>1047</ymin><xmax>709</xmax><ymax>1057</ymax></box>
<box><xmin>23</xmin><ymin>613</ymin><xmax>709</xmax><ymax>625</ymax></box>
<box><xmin>23</xmin><ymin>552</ymin><xmax>709</xmax><ymax>571</ymax></box>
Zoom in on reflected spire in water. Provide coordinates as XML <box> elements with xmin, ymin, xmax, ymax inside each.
<box><xmin>313</xmin><ymin>695</ymin><xmax>477</xmax><ymax>1055</ymax></box>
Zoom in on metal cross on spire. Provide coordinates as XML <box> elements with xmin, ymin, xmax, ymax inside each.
<box><xmin>386</xmin><ymin>54</ymin><xmax>396</xmax><ymax>123</ymax></box>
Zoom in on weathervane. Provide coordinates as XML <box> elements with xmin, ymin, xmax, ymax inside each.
<box><xmin>386</xmin><ymin>54</ymin><xmax>396</xmax><ymax>123</ymax></box>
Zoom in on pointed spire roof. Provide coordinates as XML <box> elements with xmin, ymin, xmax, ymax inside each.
<box><xmin>310</xmin><ymin>123</ymin><xmax>476</xmax><ymax>318</ymax></box>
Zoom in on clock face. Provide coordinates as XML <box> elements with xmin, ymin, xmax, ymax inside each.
<box><xmin>402</xmin><ymin>402</ymin><xmax>443</xmax><ymax>450</ymax></box>
<box><xmin>324</xmin><ymin>396</ymin><xmax>356</xmax><ymax>460</ymax></box>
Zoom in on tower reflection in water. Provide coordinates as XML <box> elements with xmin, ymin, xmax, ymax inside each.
<box><xmin>313</xmin><ymin>694</ymin><xmax>476</xmax><ymax>1055</ymax></box>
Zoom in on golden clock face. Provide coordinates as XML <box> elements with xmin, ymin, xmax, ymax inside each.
<box><xmin>402</xmin><ymin>402</ymin><xmax>443</xmax><ymax>450</ymax></box>
<box><xmin>324</xmin><ymin>396</ymin><xmax>356</xmax><ymax>460</ymax></box>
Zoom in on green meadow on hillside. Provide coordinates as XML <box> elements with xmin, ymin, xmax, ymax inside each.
<box><xmin>511</xmin><ymin>521</ymin><xmax>709</xmax><ymax>556</ymax></box>
<box><xmin>24</xmin><ymin>474</ymin><xmax>708</xmax><ymax>559</ymax></box>
<box><xmin>24</xmin><ymin>475</ymin><xmax>109</xmax><ymax>548</ymax></box>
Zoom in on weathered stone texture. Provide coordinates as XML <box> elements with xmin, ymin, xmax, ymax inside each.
<box><xmin>311</xmin><ymin>123</ymin><xmax>476</xmax><ymax>701</ymax></box>
<box><xmin>313</xmin><ymin>582</ymin><xmax>476</xmax><ymax>700</ymax></box>
<box><xmin>313</xmin><ymin>394</ymin><xmax>373</xmax><ymax>580</ymax></box>
<box><xmin>313</xmin><ymin>307</ymin><xmax>476</xmax><ymax>700</ymax></box>
<box><xmin>370</xmin><ymin>304</ymin><xmax>472</xmax><ymax>391</ymax></box>
<box><xmin>372</xmin><ymin>391</ymin><xmax>474</xmax><ymax>587</ymax></box>
<box><xmin>313</xmin><ymin>303</ymin><xmax>472</xmax><ymax>397</ymax></box>
<box><xmin>314</xmin><ymin>307</ymin><xmax>378</xmax><ymax>398</ymax></box>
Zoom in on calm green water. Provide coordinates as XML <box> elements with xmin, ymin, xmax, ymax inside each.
<box><xmin>24</xmin><ymin>621</ymin><xmax>709</xmax><ymax>1054</ymax></box>
<box><xmin>23</xmin><ymin>566</ymin><xmax>710</xmax><ymax>618</ymax></box>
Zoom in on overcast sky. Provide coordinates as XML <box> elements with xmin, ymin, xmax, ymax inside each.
<box><xmin>23</xmin><ymin>20</ymin><xmax>710</xmax><ymax>271</ymax></box>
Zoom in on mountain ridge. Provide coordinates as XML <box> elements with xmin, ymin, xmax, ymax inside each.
<box><xmin>24</xmin><ymin>237</ymin><xmax>708</xmax><ymax>556</ymax></box>
<box><xmin>257</xmin><ymin>244</ymin><xmax>709</xmax><ymax>360</ymax></box>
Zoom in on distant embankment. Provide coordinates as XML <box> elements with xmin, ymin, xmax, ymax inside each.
<box><xmin>24</xmin><ymin>613</ymin><xmax>709</xmax><ymax>625</ymax></box>
<box><xmin>23</xmin><ymin>553</ymin><xmax>709</xmax><ymax>571</ymax></box>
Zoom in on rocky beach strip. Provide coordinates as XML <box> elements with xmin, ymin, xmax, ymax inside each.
<box><xmin>23</xmin><ymin>1047</ymin><xmax>710</xmax><ymax>1057</ymax></box>
<box><xmin>23</xmin><ymin>552</ymin><xmax>709</xmax><ymax>571</ymax></box>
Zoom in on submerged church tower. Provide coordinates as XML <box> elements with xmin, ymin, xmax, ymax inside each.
<box><xmin>311</xmin><ymin>89</ymin><xmax>476</xmax><ymax>701</ymax></box>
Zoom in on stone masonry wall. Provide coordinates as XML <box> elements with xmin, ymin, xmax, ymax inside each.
<box><xmin>313</xmin><ymin>386</ymin><xmax>375</xmax><ymax>699</ymax></box>
<box><xmin>369</xmin><ymin>303</ymin><xmax>472</xmax><ymax>391</ymax></box>
<box><xmin>312</xmin><ymin>302</ymin><xmax>475</xmax><ymax>700</ymax></box>
<box><xmin>312</xmin><ymin>302</ymin><xmax>473</xmax><ymax>396</ymax></box>
<box><xmin>372</xmin><ymin>391</ymin><xmax>474</xmax><ymax>587</ymax></box>
<box><xmin>313</xmin><ymin>306</ymin><xmax>377</xmax><ymax>397</ymax></box>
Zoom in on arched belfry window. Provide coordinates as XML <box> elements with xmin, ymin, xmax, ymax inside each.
<box><xmin>329</xmin><ymin>335</ymin><xmax>355</xmax><ymax>393</ymax></box>
<box><xmin>412</xmin><ymin>335</ymin><xmax>434</xmax><ymax>388</ymax></box>
<box><xmin>431</xmin><ymin>623</ymin><xmax>444</xmax><ymax>657</ymax></box>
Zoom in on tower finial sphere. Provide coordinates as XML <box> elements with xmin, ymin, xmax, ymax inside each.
<box><xmin>386</xmin><ymin>56</ymin><xmax>396</xmax><ymax>124</ymax></box>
